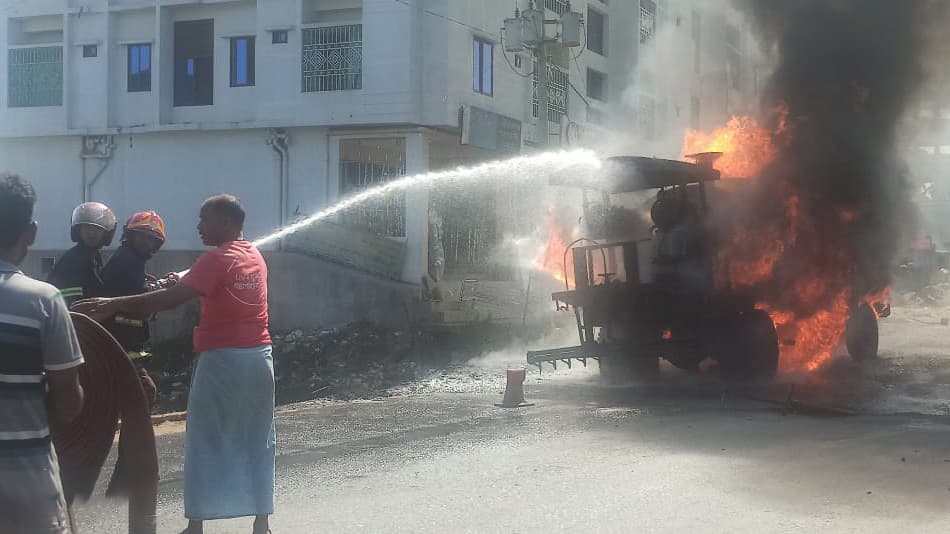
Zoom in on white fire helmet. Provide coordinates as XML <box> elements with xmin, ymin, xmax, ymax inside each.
<box><xmin>70</xmin><ymin>202</ymin><xmax>118</xmax><ymax>245</ymax></box>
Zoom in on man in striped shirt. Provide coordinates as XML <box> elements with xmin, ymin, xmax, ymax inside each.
<box><xmin>0</xmin><ymin>174</ymin><xmax>85</xmax><ymax>533</ymax></box>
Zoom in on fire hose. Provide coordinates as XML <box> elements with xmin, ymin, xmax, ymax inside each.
<box><xmin>50</xmin><ymin>313</ymin><xmax>159</xmax><ymax>534</ymax></box>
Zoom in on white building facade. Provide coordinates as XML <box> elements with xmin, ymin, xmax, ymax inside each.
<box><xmin>0</xmin><ymin>0</ymin><xmax>756</xmax><ymax>286</ymax></box>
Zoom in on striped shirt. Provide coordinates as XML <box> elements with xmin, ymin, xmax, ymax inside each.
<box><xmin>0</xmin><ymin>259</ymin><xmax>83</xmax><ymax>463</ymax></box>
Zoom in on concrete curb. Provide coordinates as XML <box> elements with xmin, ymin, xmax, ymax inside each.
<box><xmin>149</xmin><ymin>405</ymin><xmax>301</xmax><ymax>426</ymax></box>
<box><xmin>151</xmin><ymin>411</ymin><xmax>187</xmax><ymax>425</ymax></box>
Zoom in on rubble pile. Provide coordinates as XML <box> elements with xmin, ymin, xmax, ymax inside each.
<box><xmin>147</xmin><ymin>322</ymin><xmax>423</xmax><ymax>413</ymax></box>
<box><xmin>271</xmin><ymin>323</ymin><xmax>420</xmax><ymax>405</ymax></box>
<box><xmin>147</xmin><ymin>321</ymin><xmax>525</xmax><ymax>414</ymax></box>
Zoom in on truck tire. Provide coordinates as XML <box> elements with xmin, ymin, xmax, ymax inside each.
<box><xmin>718</xmin><ymin>310</ymin><xmax>779</xmax><ymax>381</ymax></box>
<box><xmin>845</xmin><ymin>303</ymin><xmax>878</xmax><ymax>361</ymax></box>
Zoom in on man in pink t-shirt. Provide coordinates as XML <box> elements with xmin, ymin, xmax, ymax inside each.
<box><xmin>75</xmin><ymin>195</ymin><xmax>275</xmax><ymax>534</ymax></box>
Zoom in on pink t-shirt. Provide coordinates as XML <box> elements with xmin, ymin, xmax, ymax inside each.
<box><xmin>181</xmin><ymin>240</ymin><xmax>271</xmax><ymax>353</ymax></box>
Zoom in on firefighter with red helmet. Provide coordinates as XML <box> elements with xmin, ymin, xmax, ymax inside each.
<box><xmin>102</xmin><ymin>211</ymin><xmax>177</xmax><ymax>366</ymax></box>
<box><xmin>48</xmin><ymin>201</ymin><xmax>118</xmax><ymax>305</ymax></box>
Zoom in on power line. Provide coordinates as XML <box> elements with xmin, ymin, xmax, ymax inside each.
<box><xmin>391</xmin><ymin>0</ymin><xmax>504</xmax><ymax>37</ymax></box>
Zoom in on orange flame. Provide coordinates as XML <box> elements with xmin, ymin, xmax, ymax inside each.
<box><xmin>691</xmin><ymin>108</ymin><xmax>866</xmax><ymax>373</ymax></box>
<box><xmin>538</xmin><ymin>206</ymin><xmax>574</xmax><ymax>285</ymax></box>
<box><xmin>760</xmin><ymin>291</ymin><xmax>851</xmax><ymax>372</ymax></box>
<box><xmin>682</xmin><ymin>116</ymin><xmax>778</xmax><ymax>178</ymax></box>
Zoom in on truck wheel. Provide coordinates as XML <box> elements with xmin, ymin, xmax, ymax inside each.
<box><xmin>718</xmin><ymin>310</ymin><xmax>779</xmax><ymax>381</ymax></box>
<box><xmin>845</xmin><ymin>304</ymin><xmax>878</xmax><ymax>361</ymax></box>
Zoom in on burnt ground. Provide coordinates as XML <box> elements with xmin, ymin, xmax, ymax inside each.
<box><xmin>146</xmin><ymin>321</ymin><xmax>552</xmax><ymax>414</ymax></box>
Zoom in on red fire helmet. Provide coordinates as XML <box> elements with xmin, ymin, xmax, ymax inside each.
<box><xmin>124</xmin><ymin>210</ymin><xmax>166</xmax><ymax>243</ymax></box>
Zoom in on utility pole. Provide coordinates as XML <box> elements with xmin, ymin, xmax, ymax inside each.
<box><xmin>503</xmin><ymin>1</ymin><xmax>582</xmax><ymax>149</ymax></box>
<box><xmin>536</xmin><ymin>40</ymin><xmax>549</xmax><ymax>148</ymax></box>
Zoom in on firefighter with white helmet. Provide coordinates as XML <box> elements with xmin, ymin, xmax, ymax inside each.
<box><xmin>48</xmin><ymin>202</ymin><xmax>118</xmax><ymax>306</ymax></box>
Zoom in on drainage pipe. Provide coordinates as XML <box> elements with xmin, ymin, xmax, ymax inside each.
<box><xmin>267</xmin><ymin>128</ymin><xmax>290</xmax><ymax>231</ymax></box>
<box><xmin>80</xmin><ymin>135</ymin><xmax>116</xmax><ymax>202</ymax></box>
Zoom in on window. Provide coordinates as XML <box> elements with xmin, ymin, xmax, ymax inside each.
<box><xmin>8</xmin><ymin>46</ymin><xmax>62</xmax><ymax>107</ymax></box>
<box><xmin>472</xmin><ymin>37</ymin><xmax>493</xmax><ymax>96</ymax></box>
<box><xmin>82</xmin><ymin>45</ymin><xmax>97</xmax><ymax>58</ymax></box>
<box><xmin>230</xmin><ymin>37</ymin><xmax>255</xmax><ymax>87</ymax></box>
<box><xmin>587</xmin><ymin>8</ymin><xmax>606</xmax><ymax>56</ymax></box>
<box><xmin>272</xmin><ymin>30</ymin><xmax>288</xmax><ymax>44</ymax></box>
<box><xmin>174</xmin><ymin>19</ymin><xmax>214</xmax><ymax>107</ymax></box>
<box><xmin>127</xmin><ymin>43</ymin><xmax>151</xmax><ymax>92</ymax></box>
<box><xmin>640</xmin><ymin>0</ymin><xmax>657</xmax><ymax>44</ymax></box>
<box><xmin>340</xmin><ymin>138</ymin><xmax>406</xmax><ymax>237</ymax></box>
<box><xmin>302</xmin><ymin>24</ymin><xmax>362</xmax><ymax>92</ymax></box>
<box><xmin>586</xmin><ymin>68</ymin><xmax>607</xmax><ymax>102</ymax></box>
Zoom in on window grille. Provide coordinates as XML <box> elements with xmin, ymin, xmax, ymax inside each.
<box><xmin>302</xmin><ymin>24</ymin><xmax>362</xmax><ymax>92</ymax></box>
<box><xmin>532</xmin><ymin>62</ymin><xmax>569</xmax><ymax>124</ymax></box>
<box><xmin>340</xmin><ymin>138</ymin><xmax>406</xmax><ymax>238</ymax></box>
<box><xmin>640</xmin><ymin>0</ymin><xmax>657</xmax><ymax>44</ymax></box>
<box><xmin>544</xmin><ymin>0</ymin><xmax>570</xmax><ymax>15</ymax></box>
<box><xmin>8</xmin><ymin>46</ymin><xmax>62</xmax><ymax>107</ymax></box>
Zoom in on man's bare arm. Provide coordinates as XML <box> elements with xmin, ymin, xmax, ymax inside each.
<box><xmin>73</xmin><ymin>282</ymin><xmax>200</xmax><ymax>319</ymax></box>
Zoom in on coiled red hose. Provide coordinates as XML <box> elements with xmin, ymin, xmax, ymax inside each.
<box><xmin>51</xmin><ymin>313</ymin><xmax>159</xmax><ymax>534</ymax></box>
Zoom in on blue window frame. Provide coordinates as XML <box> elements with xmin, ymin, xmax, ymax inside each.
<box><xmin>127</xmin><ymin>43</ymin><xmax>151</xmax><ymax>92</ymax></box>
<box><xmin>472</xmin><ymin>37</ymin><xmax>493</xmax><ymax>96</ymax></box>
<box><xmin>230</xmin><ymin>36</ymin><xmax>255</xmax><ymax>87</ymax></box>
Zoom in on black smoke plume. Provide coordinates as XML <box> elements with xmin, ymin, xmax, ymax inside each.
<box><xmin>729</xmin><ymin>0</ymin><xmax>950</xmax><ymax>315</ymax></box>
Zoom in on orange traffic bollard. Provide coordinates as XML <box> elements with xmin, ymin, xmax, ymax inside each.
<box><xmin>495</xmin><ymin>368</ymin><xmax>535</xmax><ymax>408</ymax></box>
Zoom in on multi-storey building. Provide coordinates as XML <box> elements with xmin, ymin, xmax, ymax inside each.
<box><xmin>0</xmin><ymin>0</ymin><xmax>759</xmax><ymax>327</ymax></box>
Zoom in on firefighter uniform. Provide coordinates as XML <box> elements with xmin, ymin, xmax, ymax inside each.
<box><xmin>47</xmin><ymin>202</ymin><xmax>117</xmax><ymax>305</ymax></box>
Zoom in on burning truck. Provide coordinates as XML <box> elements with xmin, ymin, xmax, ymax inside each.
<box><xmin>525</xmin><ymin>0</ymin><xmax>949</xmax><ymax>380</ymax></box>
<box><xmin>526</xmin><ymin>153</ymin><xmax>886</xmax><ymax>382</ymax></box>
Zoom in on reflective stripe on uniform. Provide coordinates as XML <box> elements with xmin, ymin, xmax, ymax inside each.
<box><xmin>59</xmin><ymin>287</ymin><xmax>83</xmax><ymax>299</ymax></box>
<box><xmin>114</xmin><ymin>315</ymin><xmax>144</xmax><ymax>327</ymax></box>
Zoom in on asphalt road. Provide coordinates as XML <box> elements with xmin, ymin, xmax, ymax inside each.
<box><xmin>75</xmin><ymin>306</ymin><xmax>950</xmax><ymax>533</ymax></box>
